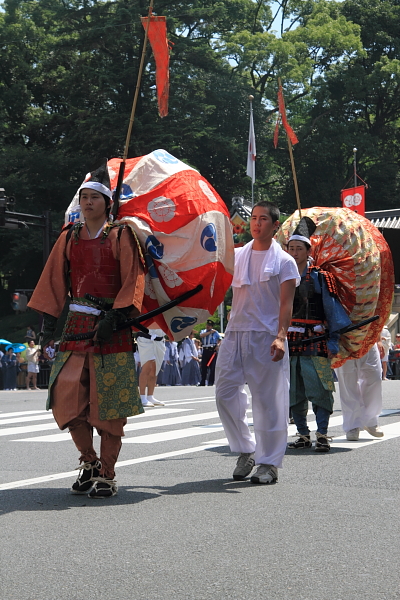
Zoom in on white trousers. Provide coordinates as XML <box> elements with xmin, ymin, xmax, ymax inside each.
<box><xmin>137</xmin><ymin>337</ymin><xmax>166</xmax><ymax>376</ymax></box>
<box><xmin>335</xmin><ymin>344</ymin><xmax>382</xmax><ymax>432</ymax></box>
<box><xmin>215</xmin><ymin>331</ymin><xmax>289</xmax><ymax>468</ymax></box>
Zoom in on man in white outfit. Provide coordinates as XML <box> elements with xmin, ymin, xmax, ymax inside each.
<box><xmin>335</xmin><ymin>342</ymin><xmax>384</xmax><ymax>440</ymax></box>
<box><xmin>215</xmin><ymin>201</ymin><xmax>299</xmax><ymax>484</ymax></box>
<box><xmin>137</xmin><ymin>324</ymin><xmax>166</xmax><ymax>407</ymax></box>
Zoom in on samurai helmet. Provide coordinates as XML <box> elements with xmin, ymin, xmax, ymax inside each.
<box><xmin>78</xmin><ymin>157</ymin><xmax>112</xmax><ymax>200</ymax></box>
<box><xmin>289</xmin><ymin>216</ymin><xmax>317</xmax><ymax>246</ymax></box>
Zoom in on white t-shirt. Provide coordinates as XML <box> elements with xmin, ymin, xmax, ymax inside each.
<box><xmin>227</xmin><ymin>245</ymin><xmax>299</xmax><ymax>335</ymax></box>
<box><xmin>26</xmin><ymin>347</ymin><xmax>39</xmax><ymax>364</ymax></box>
<box><xmin>183</xmin><ymin>337</ymin><xmax>197</xmax><ymax>360</ymax></box>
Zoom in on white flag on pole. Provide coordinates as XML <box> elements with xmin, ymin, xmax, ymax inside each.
<box><xmin>246</xmin><ymin>107</ymin><xmax>256</xmax><ymax>183</ymax></box>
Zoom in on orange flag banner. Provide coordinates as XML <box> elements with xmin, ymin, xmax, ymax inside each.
<box><xmin>275</xmin><ymin>85</ymin><xmax>299</xmax><ymax>146</ymax></box>
<box><xmin>141</xmin><ymin>16</ymin><xmax>170</xmax><ymax>117</ymax></box>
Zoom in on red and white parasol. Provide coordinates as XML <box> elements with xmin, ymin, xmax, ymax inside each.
<box><xmin>65</xmin><ymin>149</ymin><xmax>234</xmax><ymax>341</ymax></box>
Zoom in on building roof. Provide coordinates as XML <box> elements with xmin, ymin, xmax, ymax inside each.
<box><xmin>230</xmin><ymin>196</ymin><xmax>252</xmax><ymax>221</ymax></box>
<box><xmin>365</xmin><ymin>209</ymin><xmax>400</xmax><ymax>229</ymax></box>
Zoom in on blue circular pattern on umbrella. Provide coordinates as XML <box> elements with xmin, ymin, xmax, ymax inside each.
<box><xmin>146</xmin><ymin>235</ymin><xmax>164</xmax><ymax>260</ymax></box>
<box><xmin>200</xmin><ymin>224</ymin><xmax>217</xmax><ymax>252</ymax></box>
<box><xmin>113</xmin><ymin>183</ymin><xmax>134</xmax><ymax>201</ymax></box>
<box><xmin>145</xmin><ymin>254</ymin><xmax>159</xmax><ymax>279</ymax></box>
<box><xmin>170</xmin><ymin>316</ymin><xmax>197</xmax><ymax>333</ymax></box>
<box><xmin>153</xmin><ymin>150</ymin><xmax>179</xmax><ymax>165</ymax></box>
<box><xmin>68</xmin><ymin>210</ymin><xmax>81</xmax><ymax>223</ymax></box>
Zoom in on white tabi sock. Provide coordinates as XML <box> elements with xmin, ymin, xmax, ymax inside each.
<box><xmin>147</xmin><ymin>395</ymin><xmax>164</xmax><ymax>406</ymax></box>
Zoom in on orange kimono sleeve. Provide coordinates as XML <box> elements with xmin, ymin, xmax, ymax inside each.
<box><xmin>28</xmin><ymin>231</ymin><xmax>69</xmax><ymax>318</ymax></box>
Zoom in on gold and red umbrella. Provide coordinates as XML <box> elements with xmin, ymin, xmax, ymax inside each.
<box><xmin>276</xmin><ymin>207</ymin><xmax>394</xmax><ymax>367</ymax></box>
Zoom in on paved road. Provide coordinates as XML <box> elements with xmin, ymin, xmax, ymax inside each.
<box><xmin>0</xmin><ymin>383</ymin><xmax>399</xmax><ymax>600</ymax></box>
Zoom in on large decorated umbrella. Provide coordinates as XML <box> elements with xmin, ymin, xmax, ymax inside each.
<box><xmin>65</xmin><ymin>149</ymin><xmax>234</xmax><ymax>341</ymax></box>
<box><xmin>276</xmin><ymin>207</ymin><xmax>394</xmax><ymax>367</ymax></box>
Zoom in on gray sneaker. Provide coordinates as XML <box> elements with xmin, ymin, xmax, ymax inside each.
<box><xmin>346</xmin><ymin>427</ymin><xmax>360</xmax><ymax>441</ymax></box>
<box><xmin>233</xmin><ymin>452</ymin><xmax>255</xmax><ymax>480</ymax></box>
<box><xmin>364</xmin><ymin>425</ymin><xmax>384</xmax><ymax>438</ymax></box>
<box><xmin>250</xmin><ymin>464</ymin><xmax>278</xmax><ymax>485</ymax></box>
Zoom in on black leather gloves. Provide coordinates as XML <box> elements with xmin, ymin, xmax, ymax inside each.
<box><xmin>96</xmin><ymin>307</ymin><xmax>131</xmax><ymax>344</ymax></box>
<box><xmin>41</xmin><ymin>313</ymin><xmax>58</xmax><ymax>348</ymax></box>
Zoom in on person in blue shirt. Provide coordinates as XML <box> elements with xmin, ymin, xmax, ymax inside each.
<box><xmin>286</xmin><ymin>217</ymin><xmax>352</xmax><ymax>452</ymax></box>
<box><xmin>1</xmin><ymin>348</ymin><xmax>18</xmax><ymax>390</ymax></box>
<box><xmin>199</xmin><ymin>319</ymin><xmax>221</xmax><ymax>386</ymax></box>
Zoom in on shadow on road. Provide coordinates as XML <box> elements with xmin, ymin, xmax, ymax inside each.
<box><xmin>0</xmin><ymin>476</ymin><xmax>257</xmax><ymax>515</ymax></box>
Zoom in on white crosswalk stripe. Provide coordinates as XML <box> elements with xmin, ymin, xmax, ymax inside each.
<box><xmin>1</xmin><ymin>395</ymin><xmax>399</xmax><ymax>491</ymax></box>
<box><xmin>2</xmin><ymin>405</ymin><xmax>400</xmax><ymax>449</ymax></box>
<box><xmin>0</xmin><ymin>413</ymin><xmax>55</xmax><ymax>425</ymax></box>
<box><xmin>0</xmin><ymin>407</ymin><xmax>192</xmax><ymax>438</ymax></box>
<box><xmin>14</xmin><ymin>410</ymin><xmax>219</xmax><ymax>442</ymax></box>
<box><xmin>0</xmin><ymin>410</ymin><xmax>47</xmax><ymax>420</ymax></box>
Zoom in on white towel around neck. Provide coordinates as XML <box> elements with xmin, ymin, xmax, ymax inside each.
<box><xmin>232</xmin><ymin>239</ymin><xmax>282</xmax><ymax>288</ymax></box>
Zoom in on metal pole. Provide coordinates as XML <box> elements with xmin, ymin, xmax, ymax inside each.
<box><xmin>353</xmin><ymin>147</ymin><xmax>357</xmax><ymax>188</ymax></box>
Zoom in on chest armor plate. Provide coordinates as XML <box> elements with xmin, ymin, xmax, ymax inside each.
<box><xmin>292</xmin><ymin>270</ymin><xmax>325</xmax><ymax>322</ymax></box>
<box><xmin>70</xmin><ymin>236</ymin><xmax>121</xmax><ymax>300</ymax></box>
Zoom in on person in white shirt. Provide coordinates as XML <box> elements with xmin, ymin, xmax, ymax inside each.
<box><xmin>380</xmin><ymin>325</ymin><xmax>392</xmax><ymax>380</ymax></box>
<box><xmin>158</xmin><ymin>341</ymin><xmax>182</xmax><ymax>386</ymax></box>
<box><xmin>180</xmin><ymin>331</ymin><xmax>201</xmax><ymax>385</ymax></box>
<box><xmin>335</xmin><ymin>340</ymin><xmax>385</xmax><ymax>440</ymax></box>
<box><xmin>136</xmin><ymin>324</ymin><xmax>166</xmax><ymax>406</ymax></box>
<box><xmin>25</xmin><ymin>340</ymin><xmax>41</xmax><ymax>390</ymax></box>
<box><xmin>215</xmin><ymin>201</ymin><xmax>300</xmax><ymax>484</ymax></box>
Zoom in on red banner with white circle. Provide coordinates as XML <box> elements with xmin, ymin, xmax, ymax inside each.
<box><xmin>341</xmin><ymin>185</ymin><xmax>365</xmax><ymax>216</ymax></box>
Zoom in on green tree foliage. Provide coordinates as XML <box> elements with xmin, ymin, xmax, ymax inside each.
<box><xmin>285</xmin><ymin>0</ymin><xmax>400</xmax><ymax>210</ymax></box>
<box><xmin>0</xmin><ymin>0</ymin><xmax>399</xmax><ymax>310</ymax></box>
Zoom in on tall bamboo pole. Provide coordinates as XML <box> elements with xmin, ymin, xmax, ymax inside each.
<box><xmin>278</xmin><ymin>78</ymin><xmax>302</xmax><ymax>218</ymax></box>
<box><xmin>123</xmin><ymin>0</ymin><xmax>154</xmax><ymax>160</ymax></box>
<box><xmin>112</xmin><ymin>0</ymin><xmax>154</xmax><ymax>219</ymax></box>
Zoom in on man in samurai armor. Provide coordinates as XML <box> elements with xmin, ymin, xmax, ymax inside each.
<box><xmin>286</xmin><ymin>217</ymin><xmax>351</xmax><ymax>452</ymax></box>
<box><xmin>28</xmin><ymin>159</ymin><xmax>145</xmax><ymax>498</ymax></box>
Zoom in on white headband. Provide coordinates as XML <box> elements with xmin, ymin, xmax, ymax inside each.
<box><xmin>78</xmin><ymin>181</ymin><xmax>113</xmax><ymax>200</ymax></box>
<box><xmin>288</xmin><ymin>234</ymin><xmax>311</xmax><ymax>245</ymax></box>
